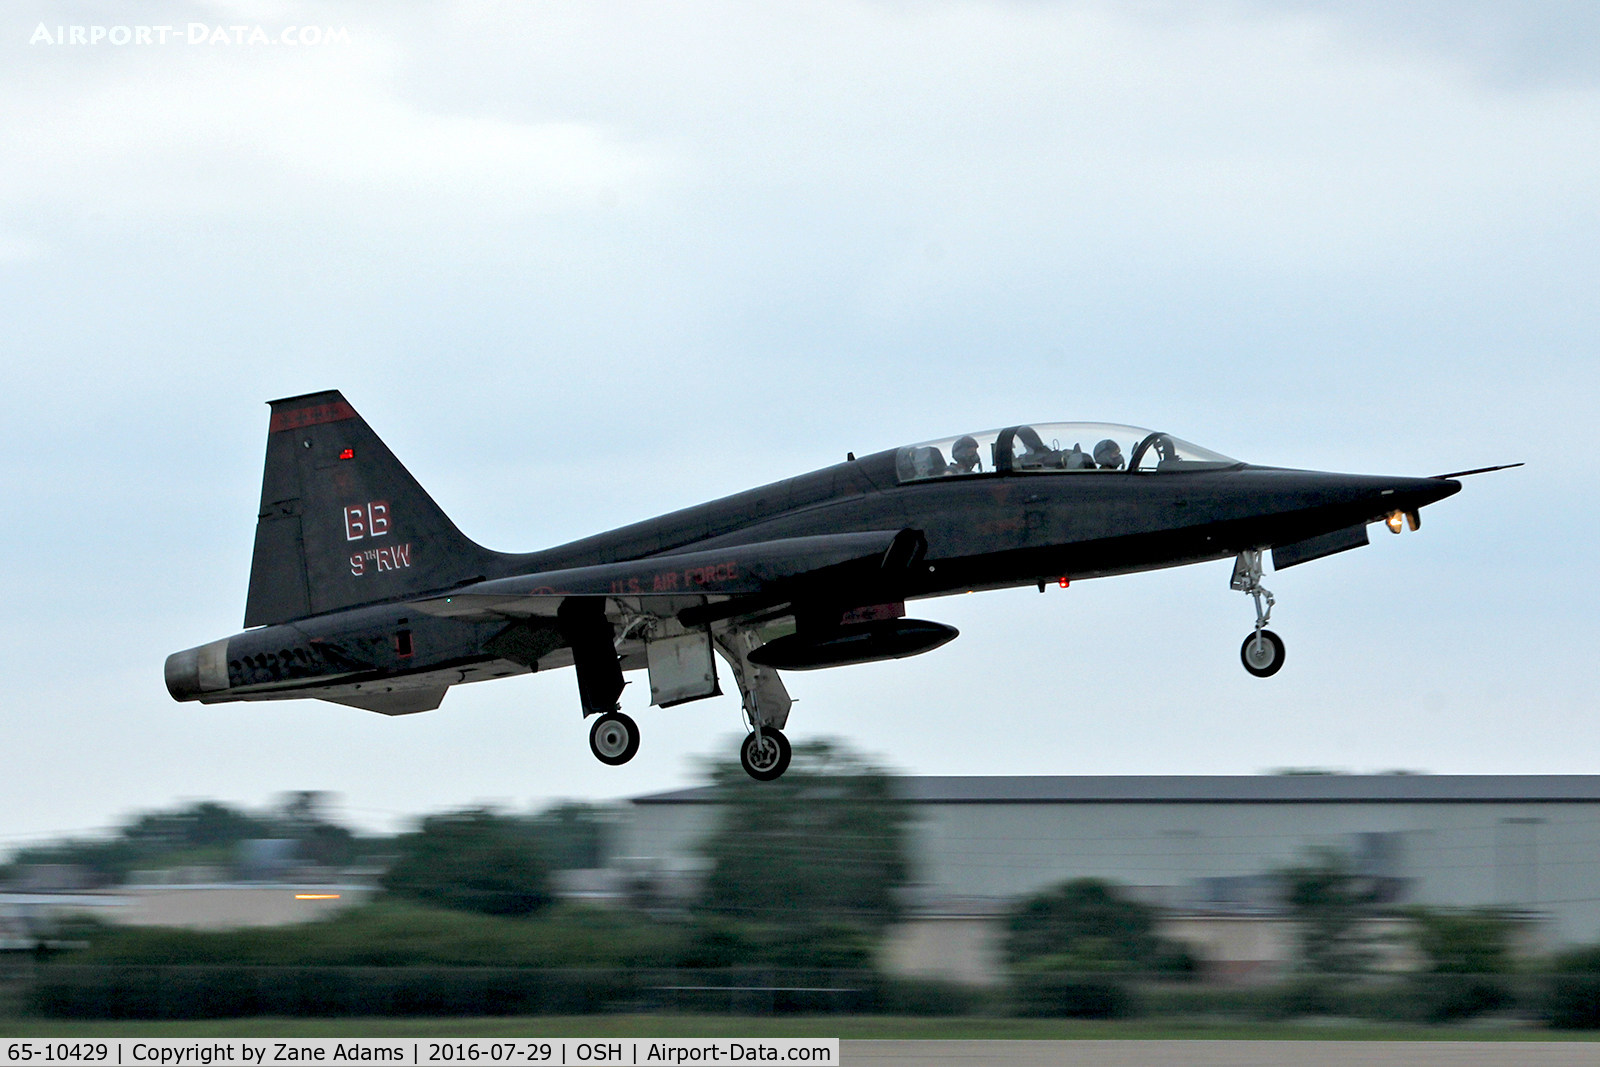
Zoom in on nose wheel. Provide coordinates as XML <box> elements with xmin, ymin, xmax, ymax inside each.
<box><xmin>1231</xmin><ymin>550</ymin><xmax>1285</xmax><ymax>678</ymax></box>
<box><xmin>589</xmin><ymin>711</ymin><xmax>640</xmax><ymax>765</ymax></box>
<box><xmin>1241</xmin><ymin>629</ymin><xmax>1285</xmax><ymax>677</ymax></box>
<box><xmin>740</xmin><ymin>726</ymin><xmax>792</xmax><ymax>781</ymax></box>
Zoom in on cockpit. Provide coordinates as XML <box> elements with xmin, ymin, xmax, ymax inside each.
<box><xmin>894</xmin><ymin>423</ymin><xmax>1240</xmax><ymax>484</ymax></box>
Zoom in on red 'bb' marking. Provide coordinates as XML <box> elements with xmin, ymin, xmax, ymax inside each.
<box><xmin>269</xmin><ymin>401</ymin><xmax>357</xmax><ymax>433</ymax></box>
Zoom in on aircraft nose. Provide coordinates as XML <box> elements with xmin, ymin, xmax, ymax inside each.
<box><xmin>1384</xmin><ymin>475</ymin><xmax>1462</xmax><ymax>511</ymax></box>
<box><xmin>1352</xmin><ymin>474</ymin><xmax>1461</xmax><ymax>534</ymax></box>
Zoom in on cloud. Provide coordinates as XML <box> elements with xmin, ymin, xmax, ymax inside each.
<box><xmin>1240</xmin><ymin>0</ymin><xmax>1600</xmax><ymax>87</ymax></box>
<box><xmin>0</xmin><ymin>29</ymin><xmax>668</xmax><ymax>245</ymax></box>
<box><xmin>6</xmin><ymin>0</ymin><xmax>1598</xmax><ymax>280</ymax></box>
<box><xmin>381</xmin><ymin>1</ymin><xmax>1600</xmax><ymax>276</ymax></box>
<box><xmin>0</xmin><ymin>234</ymin><xmax>44</xmax><ymax>262</ymax></box>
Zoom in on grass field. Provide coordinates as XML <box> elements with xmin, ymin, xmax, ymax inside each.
<box><xmin>3</xmin><ymin>1016</ymin><xmax>1599</xmax><ymax>1041</ymax></box>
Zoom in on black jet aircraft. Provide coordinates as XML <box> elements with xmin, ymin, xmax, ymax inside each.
<box><xmin>167</xmin><ymin>390</ymin><xmax>1504</xmax><ymax>780</ymax></box>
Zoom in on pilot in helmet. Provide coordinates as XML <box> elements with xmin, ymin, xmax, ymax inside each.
<box><xmin>949</xmin><ymin>436</ymin><xmax>981</xmax><ymax>474</ymax></box>
<box><xmin>1093</xmin><ymin>439</ymin><xmax>1125</xmax><ymax>470</ymax></box>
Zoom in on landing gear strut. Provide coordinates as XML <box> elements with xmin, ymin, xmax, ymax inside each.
<box><xmin>589</xmin><ymin>711</ymin><xmax>640</xmax><ymax>765</ymax></box>
<box><xmin>1231</xmin><ymin>550</ymin><xmax>1285</xmax><ymax>678</ymax></box>
<box><xmin>712</xmin><ymin>626</ymin><xmax>796</xmax><ymax>781</ymax></box>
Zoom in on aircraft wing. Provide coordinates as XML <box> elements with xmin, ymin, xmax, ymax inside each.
<box><xmin>409</xmin><ymin>529</ymin><xmax>923</xmax><ymax>623</ymax></box>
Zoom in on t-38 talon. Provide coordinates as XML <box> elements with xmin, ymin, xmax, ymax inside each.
<box><xmin>167</xmin><ymin>392</ymin><xmax>1513</xmax><ymax>779</ymax></box>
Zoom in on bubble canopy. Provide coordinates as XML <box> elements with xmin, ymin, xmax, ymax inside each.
<box><xmin>894</xmin><ymin>423</ymin><xmax>1240</xmax><ymax>483</ymax></box>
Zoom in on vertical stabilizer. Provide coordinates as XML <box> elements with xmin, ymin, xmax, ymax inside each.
<box><xmin>244</xmin><ymin>391</ymin><xmax>501</xmax><ymax>627</ymax></box>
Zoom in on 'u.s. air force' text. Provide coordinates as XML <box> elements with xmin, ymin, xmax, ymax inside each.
<box><xmin>609</xmin><ymin>561</ymin><xmax>740</xmax><ymax>594</ymax></box>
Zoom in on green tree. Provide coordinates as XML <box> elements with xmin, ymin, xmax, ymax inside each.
<box><xmin>697</xmin><ymin>739</ymin><xmax>911</xmax><ymax>929</ymax></box>
<box><xmin>1408</xmin><ymin>907</ymin><xmax>1516</xmax><ymax>974</ymax></box>
<box><xmin>676</xmin><ymin>916</ymin><xmax>874</xmax><ymax>969</ymax></box>
<box><xmin>5</xmin><ymin>838</ymin><xmax>143</xmax><ymax>887</ymax></box>
<box><xmin>381</xmin><ymin>809</ymin><xmax>552</xmax><ymax>917</ymax></box>
<box><xmin>4</xmin><ymin>797</ymin><xmax>368</xmax><ymax>888</ymax></box>
<box><xmin>8</xmin><ymin>801</ymin><xmax>271</xmax><ymax>886</ymax></box>
<box><xmin>1402</xmin><ymin>907</ymin><xmax>1518</xmax><ymax>1022</ymax></box>
<box><xmin>1281</xmin><ymin>848</ymin><xmax>1382</xmax><ymax>974</ymax></box>
<box><xmin>1004</xmin><ymin>878</ymin><xmax>1176</xmax><ymax>972</ymax></box>
<box><xmin>121</xmin><ymin>801</ymin><xmax>272</xmax><ymax>850</ymax></box>
<box><xmin>1548</xmin><ymin>944</ymin><xmax>1600</xmax><ymax>1028</ymax></box>
<box><xmin>530</xmin><ymin>801</ymin><xmax>616</xmax><ymax>870</ymax></box>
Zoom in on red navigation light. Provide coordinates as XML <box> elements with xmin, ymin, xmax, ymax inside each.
<box><xmin>1058</xmin><ymin>577</ymin><xmax>1070</xmax><ymax>588</ymax></box>
<box><xmin>338</xmin><ymin>448</ymin><xmax>354</xmax><ymax>460</ymax></box>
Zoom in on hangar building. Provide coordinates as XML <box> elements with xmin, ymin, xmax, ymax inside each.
<box><xmin>624</xmin><ymin>775</ymin><xmax>1600</xmax><ymax>983</ymax></box>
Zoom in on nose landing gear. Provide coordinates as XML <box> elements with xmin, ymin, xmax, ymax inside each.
<box><xmin>1240</xmin><ymin>629</ymin><xmax>1285</xmax><ymax>677</ymax></box>
<box><xmin>1232</xmin><ymin>549</ymin><xmax>1285</xmax><ymax>678</ymax></box>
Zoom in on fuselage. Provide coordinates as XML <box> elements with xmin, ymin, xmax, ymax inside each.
<box><xmin>167</xmin><ymin>438</ymin><xmax>1458</xmax><ymax>708</ymax></box>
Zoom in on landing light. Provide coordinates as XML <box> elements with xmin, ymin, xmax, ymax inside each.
<box><xmin>1386</xmin><ymin>511</ymin><xmax>1405</xmax><ymax>534</ymax></box>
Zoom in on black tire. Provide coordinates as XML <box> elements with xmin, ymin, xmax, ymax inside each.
<box><xmin>740</xmin><ymin>727</ymin><xmax>792</xmax><ymax>781</ymax></box>
<box><xmin>1240</xmin><ymin>630</ymin><xmax>1285</xmax><ymax>678</ymax></box>
<box><xmin>589</xmin><ymin>711</ymin><xmax>640</xmax><ymax>765</ymax></box>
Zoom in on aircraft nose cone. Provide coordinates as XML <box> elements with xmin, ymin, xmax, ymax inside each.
<box><xmin>1384</xmin><ymin>475</ymin><xmax>1462</xmax><ymax>510</ymax></box>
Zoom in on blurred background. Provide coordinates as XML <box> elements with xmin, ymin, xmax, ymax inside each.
<box><xmin>2</xmin><ymin>0</ymin><xmax>1599</xmax><ymax>1028</ymax></box>
<box><xmin>8</xmin><ymin>753</ymin><xmax>1600</xmax><ymax>1024</ymax></box>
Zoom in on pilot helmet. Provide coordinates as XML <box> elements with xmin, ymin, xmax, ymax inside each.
<box><xmin>1093</xmin><ymin>439</ymin><xmax>1125</xmax><ymax>470</ymax></box>
<box><xmin>950</xmin><ymin>436</ymin><xmax>981</xmax><ymax>472</ymax></box>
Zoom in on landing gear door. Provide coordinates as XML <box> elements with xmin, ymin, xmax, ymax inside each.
<box><xmin>648</xmin><ymin>631</ymin><xmax>721</xmax><ymax>707</ymax></box>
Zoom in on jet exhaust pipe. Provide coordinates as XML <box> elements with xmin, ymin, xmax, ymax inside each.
<box><xmin>164</xmin><ymin>638</ymin><xmax>232</xmax><ymax>701</ymax></box>
<box><xmin>747</xmin><ymin>619</ymin><xmax>958</xmax><ymax>671</ymax></box>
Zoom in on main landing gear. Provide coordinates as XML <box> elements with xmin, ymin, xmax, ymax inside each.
<box><xmin>740</xmin><ymin>726</ymin><xmax>792</xmax><ymax>781</ymax></box>
<box><xmin>1231</xmin><ymin>549</ymin><xmax>1285</xmax><ymax>678</ymax></box>
<box><xmin>713</xmin><ymin>626</ymin><xmax>796</xmax><ymax>781</ymax></box>
<box><xmin>589</xmin><ymin>711</ymin><xmax>640</xmax><ymax>765</ymax></box>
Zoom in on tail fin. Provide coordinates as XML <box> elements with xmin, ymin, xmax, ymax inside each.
<box><xmin>244</xmin><ymin>391</ymin><xmax>502</xmax><ymax>627</ymax></box>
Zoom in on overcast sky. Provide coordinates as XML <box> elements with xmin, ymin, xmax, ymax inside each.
<box><xmin>2</xmin><ymin>0</ymin><xmax>1596</xmax><ymax>847</ymax></box>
